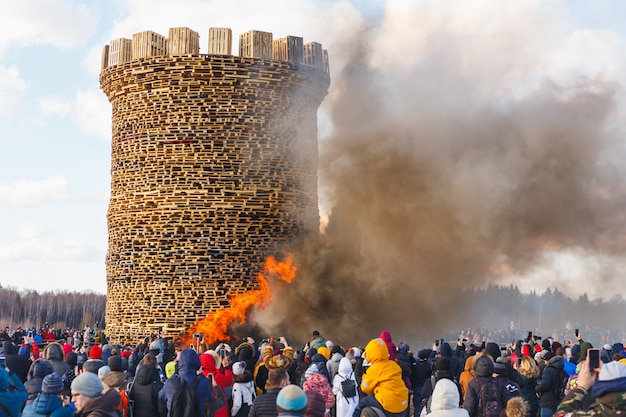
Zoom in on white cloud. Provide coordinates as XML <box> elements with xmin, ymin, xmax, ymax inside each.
<box><xmin>75</xmin><ymin>88</ymin><xmax>111</xmax><ymax>141</ymax></box>
<box><xmin>37</xmin><ymin>96</ymin><xmax>73</xmax><ymax>117</ymax></box>
<box><xmin>0</xmin><ymin>66</ymin><xmax>28</xmax><ymax>118</ymax></box>
<box><xmin>0</xmin><ymin>176</ymin><xmax>69</xmax><ymax>207</ymax></box>
<box><xmin>0</xmin><ymin>223</ymin><xmax>98</xmax><ymax>262</ymax></box>
<box><xmin>0</xmin><ymin>0</ymin><xmax>98</xmax><ymax>57</ymax></box>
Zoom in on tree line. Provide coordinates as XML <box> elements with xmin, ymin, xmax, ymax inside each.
<box><xmin>0</xmin><ymin>286</ymin><xmax>105</xmax><ymax>330</ymax></box>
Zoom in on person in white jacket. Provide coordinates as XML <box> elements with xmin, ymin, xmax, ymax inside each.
<box><xmin>231</xmin><ymin>361</ymin><xmax>256</xmax><ymax>417</ymax></box>
<box><xmin>426</xmin><ymin>379</ymin><xmax>469</xmax><ymax>417</ymax></box>
<box><xmin>332</xmin><ymin>357</ymin><xmax>358</xmax><ymax>417</ymax></box>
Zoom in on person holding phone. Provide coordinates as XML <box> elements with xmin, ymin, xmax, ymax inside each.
<box><xmin>555</xmin><ymin>358</ymin><xmax>626</xmax><ymax>417</ymax></box>
<box><xmin>535</xmin><ymin>348</ymin><xmax>566</xmax><ymax>417</ymax></box>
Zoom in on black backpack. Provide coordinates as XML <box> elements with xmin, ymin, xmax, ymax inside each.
<box><xmin>477</xmin><ymin>378</ymin><xmax>503</xmax><ymax>417</ymax></box>
<box><xmin>171</xmin><ymin>376</ymin><xmax>201</xmax><ymax>417</ymax></box>
<box><xmin>340</xmin><ymin>373</ymin><xmax>357</xmax><ymax>399</ymax></box>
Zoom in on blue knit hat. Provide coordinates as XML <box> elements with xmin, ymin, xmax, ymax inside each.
<box><xmin>277</xmin><ymin>384</ymin><xmax>308</xmax><ymax>411</ymax></box>
<box><xmin>42</xmin><ymin>373</ymin><xmax>64</xmax><ymax>395</ymax></box>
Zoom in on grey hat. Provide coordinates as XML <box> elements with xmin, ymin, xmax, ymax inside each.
<box><xmin>42</xmin><ymin>373</ymin><xmax>63</xmax><ymax>395</ymax></box>
<box><xmin>71</xmin><ymin>371</ymin><xmax>103</xmax><ymax>397</ymax></box>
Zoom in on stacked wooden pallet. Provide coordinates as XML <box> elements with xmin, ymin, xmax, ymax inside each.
<box><xmin>101</xmin><ymin>51</ymin><xmax>330</xmax><ymax>344</ymax></box>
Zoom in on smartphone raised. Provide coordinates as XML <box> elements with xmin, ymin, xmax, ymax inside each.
<box><xmin>575</xmin><ymin>328</ymin><xmax>579</xmax><ymax>337</ymax></box>
<box><xmin>587</xmin><ymin>348</ymin><xmax>600</xmax><ymax>372</ymax></box>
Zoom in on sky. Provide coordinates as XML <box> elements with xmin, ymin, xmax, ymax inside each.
<box><xmin>2</xmin><ymin>0</ymin><xmax>626</xmax><ymax>301</ymax></box>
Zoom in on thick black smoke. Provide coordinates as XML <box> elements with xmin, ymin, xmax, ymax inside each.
<box><xmin>251</xmin><ymin>14</ymin><xmax>626</xmax><ymax>348</ymax></box>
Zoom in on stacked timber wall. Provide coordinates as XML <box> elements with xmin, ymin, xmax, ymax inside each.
<box><xmin>100</xmin><ymin>26</ymin><xmax>330</xmax><ymax>343</ymax></box>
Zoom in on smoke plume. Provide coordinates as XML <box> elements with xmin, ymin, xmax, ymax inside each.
<box><xmin>251</xmin><ymin>2</ymin><xmax>626</xmax><ymax>347</ymax></box>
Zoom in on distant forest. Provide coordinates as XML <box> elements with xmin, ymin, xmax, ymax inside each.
<box><xmin>0</xmin><ymin>286</ymin><xmax>105</xmax><ymax>330</ymax></box>
<box><xmin>0</xmin><ymin>284</ymin><xmax>622</xmax><ymax>342</ymax></box>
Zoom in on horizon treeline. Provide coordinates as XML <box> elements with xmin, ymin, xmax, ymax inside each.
<box><xmin>0</xmin><ymin>286</ymin><xmax>105</xmax><ymax>330</ymax></box>
<box><xmin>0</xmin><ymin>284</ymin><xmax>623</xmax><ymax>340</ymax></box>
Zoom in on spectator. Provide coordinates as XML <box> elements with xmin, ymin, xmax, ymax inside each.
<box><xmin>421</xmin><ymin>358</ymin><xmax>463</xmax><ymax>414</ymax></box>
<box><xmin>43</xmin><ymin>342</ymin><xmax>70</xmax><ymax>377</ymax></box>
<box><xmin>333</xmin><ymin>357</ymin><xmax>358</xmax><ymax>417</ymax></box>
<box><xmin>231</xmin><ymin>361</ymin><xmax>256</xmax><ymax>417</ymax></box>
<box><xmin>535</xmin><ymin>350</ymin><xmax>565</xmax><ymax>417</ymax></box>
<box><xmin>71</xmin><ymin>371</ymin><xmax>121</xmax><ymax>416</ymax></box>
<box><xmin>22</xmin><ymin>373</ymin><xmax>73</xmax><ymax>417</ymax></box>
<box><xmin>517</xmin><ymin>357</ymin><xmax>540</xmax><ymax>417</ymax></box>
<box><xmin>463</xmin><ymin>355</ymin><xmax>508</xmax><ymax>417</ymax></box>
<box><xmin>25</xmin><ymin>358</ymin><xmax>56</xmax><ymax>405</ymax></box>
<box><xmin>425</xmin><ymin>379</ymin><xmax>469</xmax><ymax>417</ymax></box>
<box><xmin>277</xmin><ymin>385</ymin><xmax>308</xmax><ymax>417</ymax></box>
<box><xmin>129</xmin><ymin>354</ymin><xmax>167</xmax><ymax>417</ymax></box>
<box><xmin>354</xmin><ymin>337</ymin><xmax>408</xmax><ymax>417</ymax></box>
<box><xmin>249</xmin><ymin>368</ymin><xmax>290</xmax><ymax>417</ymax></box>
<box><xmin>0</xmin><ymin>364</ymin><xmax>27</xmax><ymax>416</ymax></box>
<box><xmin>303</xmin><ymin>364</ymin><xmax>335</xmax><ymax>417</ymax></box>
<box><xmin>555</xmin><ymin>359</ymin><xmax>626</xmax><ymax>417</ymax></box>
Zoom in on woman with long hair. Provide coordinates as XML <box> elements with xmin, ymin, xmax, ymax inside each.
<box><xmin>517</xmin><ymin>357</ymin><xmax>540</xmax><ymax>417</ymax></box>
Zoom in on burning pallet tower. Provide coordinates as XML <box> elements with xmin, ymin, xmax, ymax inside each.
<box><xmin>100</xmin><ymin>27</ymin><xmax>330</xmax><ymax>343</ymax></box>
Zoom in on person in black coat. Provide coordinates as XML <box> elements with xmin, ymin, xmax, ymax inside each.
<box><xmin>130</xmin><ymin>354</ymin><xmax>167</xmax><ymax>417</ymax></box>
<box><xmin>535</xmin><ymin>352</ymin><xmax>565</xmax><ymax>417</ymax></box>
<box><xmin>410</xmin><ymin>349</ymin><xmax>432</xmax><ymax>414</ymax></box>
<box><xmin>249</xmin><ymin>368</ymin><xmax>290</xmax><ymax>417</ymax></box>
<box><xmin>420</xmin><ymin>357</ymin><xmax>463</xmax><ymax>414</ymax></box>
<box><xmin>2</xmin><ymin>340</ymin><xmax>31</xmax><ymax>383</ymax></box>
<box><xmin>464</xmin><ymin>355</ymin><xmax>508</xmax><ymax>417</ymax></box>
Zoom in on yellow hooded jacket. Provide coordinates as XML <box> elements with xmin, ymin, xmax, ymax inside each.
<box><xmin>361</xmin><ymin>338</ymin><xmax>409</xmax><ymax>413</ymax></box>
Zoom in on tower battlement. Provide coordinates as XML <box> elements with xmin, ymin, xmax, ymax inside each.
<box><xmin>101</xmin><ymin>26</ymin><xmax>329</xmax><ymax>74</ymax></box>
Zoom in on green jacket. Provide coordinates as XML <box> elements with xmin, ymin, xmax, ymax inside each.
<box><xmin>555</xmin><ymin>387</ymin><xmax>626</xmax><ymax>417</ymax></box>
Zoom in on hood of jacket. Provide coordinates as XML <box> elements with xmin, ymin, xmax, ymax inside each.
<box><xmin>485</xmin><ymin>343</ymin><xmax>501</xmax><ymax>361</ymax></box>
<box><xmin>463</xmin><ymin>356</ymin><xmax>474</xmax><ymax>372</ymax></box>
<box><xmin>330</xmin><ymin>352</ymin><xmax>343</xmax><ymax>363</ymax></box>
<box><xmin>311</xmin><ymin>353</ymin><xmax>327</xmax><ymax>364</ymax></box>
<box><xmin>2</xmin><ymin>341</ymin><xmax>17</xmax><ymax>355</ymax></box>
<box><xmin>338</xmin><ymin>357</ymin><xmax>353</xmax><ymax>377</ymax></box>
<box><xmin>365</xmin><ymin>338</ymin><xmax>390</xmax><ymax>364</ymax></box>
<box><xmin>474</xmin><ymin>356</ymin><xmax>494</xmax><ymax>378</ymax></box>
<box><xmin>135</xmin><ymin>363</ymin><xmax>160</xmax><ymax>385</ymax></box>
<box><xmin>44</xmin><ymin>342</ymin><xmax>65</xmax><ymax>362</ymax></box>
<box><xmin>102</xmin><ymin>370</ymin><xmax>126</xmax><ymax>389</ymax></box>
<box><xmin>440</xmin><ymin>343</ymin><xmax>453</xmax><ymax>358</ymax></box>
<box><xmin>200</xmin><ymin>352</ymin><xmax>218</xmax><ymax>374</ymax></box>
<box><xmin>178</xmin><ymin>348</ymin><xmax>201</xmax><ymax>383</ymax></box>
<box><xmin>28</xmin><ymin>359</ymin><xmax>55</xmax><ymax>380</ymax></box>
<box><xmin>379</xmin><ymin>331</ymin><xmax>397</xmax><ymax>361</ymax></box>
<box><xmin>430</xmin><ymin>379</ymin><xmax>460</xmax><ymax>411</ymax></box>
<box><xmin>547</xmin><ymin>355</ymin><xmax>564</xmax><ymax>371</ymax></box>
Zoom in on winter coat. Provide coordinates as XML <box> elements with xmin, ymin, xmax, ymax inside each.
<box><xmin>310</xmin><ymin>336</ymin><xmax>327</xmax><ymax>351</ymax></box>
<box><xmin>25</xmin><ymin>359</ymin><xmax>55</xmax><ymax>404</ymax></box>
<box><xmin>0</xmin><ymin>367</ymin><xmax>27</xmax><ymax>417</ymax></box>
<box><xmin>535</xmin><ymin>355</ymin><xmax>565</xmax><ymax>409</ymax></box>
<box><xmin>21</xmin><ymin>393</ymin><xmax>74</xmax><ymax>417</ymax></box>
<box><xmin>555</xmin><ymin>380</ymin><xmax>626</xmax><ymax>417</ymax></box>
<box><xmin>2</xmin><ymin>340</ymin><xmax>30</xmax><ymax>382</ymax></box>
<box><xmin>160</xmin><ymin>349</ymin><xmax>215</xmax><ymax>414</ymax></box>
<box><xmin>129</xmin><ymin>363</ymin><xmax>167</xmax><ymax>417</ymax></box>
<box><xmin>360</xmin><ymin>338</ymin><xmax>409</xmax><ymax>414</ymax></box>
<box><xmin>332</xmin><ymin>357</ymin><xmax>358</xmax><ymax>417</ymax></box>
<box><xmin>43</xmin><ymin>343</ymin><xmax>70</xmax><ymax>377</ymax></box>
<box><xmin>411</xmin><ymin>358</ymin><xmax>433</xmax><ymax>390</ymax></box>
<box><xmin>463</xmin><ymin>356</ymin><xmax>508</xmax><ymax>417</ymax></box>
<box><xmin>309</xmin><ymin>354</ymin><xmax>331</xmax><ymax>384</ymax></box>
<box><xmin>75</xmin><ymin>388</ymin><xmax>122</xmax><ymax>417</ymax></box>
<box><xmin>249</xmin><ymin>387</ymin><xmax>281</xmax><ymax>417</ymax></box>
<box><xmin>379</xmin><ymin>331</ymin><xmax>397</xmax><ymax>361</ymax></box>
<box><xmin>459</xmin><ymin>355</ymin><xmax>475</xmax><ymax>399</ymax></box>
<box><xmin>101</xmin><ymin>370</ymin><xmax>126</xmax><ymax>390</ymax></box>
<box><xmin>83</xmin><ymin>358</ymin><xmax>105</xmax><ymax>374</ymax></box>
<box><xmin>231</xmin><ymin>379</ymin><xmax>256</xmax><ymax>417</ymax></box>
<box><xmin>304</xmin><ymin>373</ymin><xmax>335</xmax><ymax>417</ymax></box>
<box><xmin>327</xmin><ymin>352</ymin><xmax>343</xmax><ymax>382</ymax></box>
<box><xmin>199</xmin><ymin>352</ymin><xmax>232</xmax><ymax>417</ymax></box>
<box><xmin>426</xmin><ymin>379</ymin><xmax>469</xmax><ymax>417</ymax></box>
<box><xmin>517</xmin><ymin>373</ymin><xmax>539</xmax><ymax>415</ymax></box>
<box><xmin>440</xmin><ymin>343</ymin><xmax>462</xmax><ymax>381</ymax></box>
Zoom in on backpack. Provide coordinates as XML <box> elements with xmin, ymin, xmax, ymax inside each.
<box><xmin>119</xmin><ymin>380</ymin><xmax>135</xmax><ymax>417</ymax></box>
<box><xmin>171</xmin><ymin>376</ymin><xmax>201</xmax><ymax>417</ymax></box>
<box><xmin>340</xmin><ymin>373</ymin><xmax>357</xmax><ymax>399</ymax></box>
<box><xmin>476</xmin><ymin>378</ymin><xmax>503</xmax><ymax>417</ymax></box>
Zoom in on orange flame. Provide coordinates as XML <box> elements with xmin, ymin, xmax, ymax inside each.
<box><xmin>179</xmin><ymin>254</ymin><xmax>298</xmax><ymax>347</ymax></box>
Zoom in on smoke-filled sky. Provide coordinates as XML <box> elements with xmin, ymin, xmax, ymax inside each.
<box><xmin>252</xmin><ymin>1</ymin><xmax>626</xmax><ymax>344</ymax></box>
<box><xmin>2</xmin><ymin>1</ymin><xmax>626</xmax><ymax>341</ymax></box>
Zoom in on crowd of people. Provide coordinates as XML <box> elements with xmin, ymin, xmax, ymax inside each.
<box><xmin>0</xmin><ymin>325</ymin><xmax>625</xmax><ymax>417</ymax></box>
